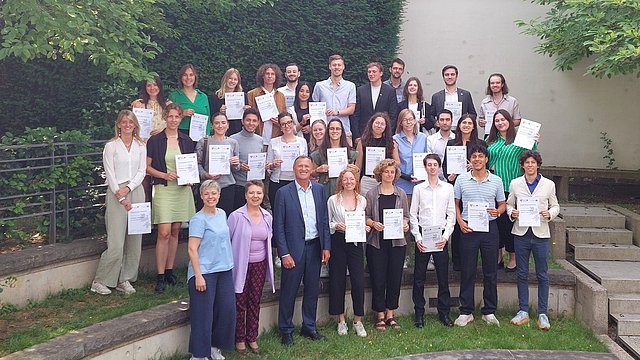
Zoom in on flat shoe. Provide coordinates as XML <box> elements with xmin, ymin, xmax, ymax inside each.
<box><xmin>385</xmin><ymin>317</ymin><xmax>401</xmax><ymax>329</ymax></box>
<box><xmin>247</xmin><ymin>342</ymin><xmax>260</xmax><ymax>354</ymax></box>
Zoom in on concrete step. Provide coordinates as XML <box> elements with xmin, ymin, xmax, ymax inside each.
<box><xmin>572</xmin><ymin>243</ymin><xmax>640</xmax><ymax>261</ymax></box>
<box><xmin>610</xmin><ymin>293</ymin><xmax>640</xmax><ymax>314</ymax></box>
<box><xmin>567</xmin><ymin>227</ymin><xmax>633</xmax><ymax>245</ymax></box>
<box><xmin>561</xmin><ymin>206</ymin><xmax>626</xmax><ymax>228</ymax></box>
<box><xmin>576</xmin><ymin>261</ymin><xmax>640</xmax><ymax>293</ymax></box>
<box><xmin>611</xmin><ymin>313</ymin><xmax>640</xmax><ymax>336</ymax></box>
<box><xmin>619</xmin><ymin>336</ymin><xmax>640</xmax><ymax>359</ymax></box>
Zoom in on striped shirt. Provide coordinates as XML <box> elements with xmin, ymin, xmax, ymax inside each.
<box><xmin>487</xmin><ymin>134</ymin><xmax>536</xmax><ymax>192</ymax></box>
<box><xmin>454</xmin><ymin>171</ymin><xmax>505</xmax><ymax>221</ymax></box>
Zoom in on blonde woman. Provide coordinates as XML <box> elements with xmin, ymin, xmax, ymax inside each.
<box><xmin>210</xmin><ymin>68</ymin><xmax>249</xmax><ymax>135</ymax></box>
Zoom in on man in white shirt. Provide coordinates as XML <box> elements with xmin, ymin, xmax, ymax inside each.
<box><xmin>278</xmin><ymin>63</ymin><xmax>300</xmax><ymax>108</ymax></box>
<box><xmin>427</xmin><ymin>110</ymin><xmax>455</xmax><ymax>180</ymax></box>
<box><xmin>383</xmin><ymin>58</ymin><xmax>406</xmax><ymax>103</ymax></box>
<box><xmin>410</xmin><ymin>154</ymin><xmax>456</xmax><ymax>328</ymax></box>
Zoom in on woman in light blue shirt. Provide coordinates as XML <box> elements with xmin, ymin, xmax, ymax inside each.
<box><xmin>393</xmin><ymin>108</ymin><xmax>428</xmax><ymax>197</ymax></box>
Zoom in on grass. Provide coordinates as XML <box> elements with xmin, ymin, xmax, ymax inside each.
<box><xmin>160</xmin><ymin>312</ymin><xmax>608</xmax><ymax>360</ymax></box>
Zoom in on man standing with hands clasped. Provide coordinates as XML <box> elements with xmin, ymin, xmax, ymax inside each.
<box><xmin>410</xmin><ymin>154</ymin><xmax>456</xmax><ymax>328</ymax></box>
<box><xmin>274</xmin><ymin>156</ymin><xmax>331</xmax><ymax>346</ymax></box>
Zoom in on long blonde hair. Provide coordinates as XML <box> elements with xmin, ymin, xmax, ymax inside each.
<box><xmin>112</xmin><ymin>109</ymin><xmax>144</xmax><ymax>144</ymax></box>
<box><xmin>216</xmin><ymin>68</ymin><xmax>243</xmax><ymax>99</ymax></box>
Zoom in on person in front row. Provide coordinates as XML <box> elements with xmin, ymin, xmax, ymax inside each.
<box><xmin>507</xmin><ymin>150</ymin><xmax>559</xmax><ymax>331</ymax></box>
<box><xmin>410</xmin><ymin>154</ymin><xmax>456</xmax><ymax>328</ymax></box>
<box><xmin>453</xmin><ymin>144</ymin><xmax>505</xmax><ymax>327</ymax></box>
<box><xmin>187</xmin><ymin>180</ymin><xmax>235</xmax><ymax>360</ymax></box>
<box><xmin>274</xmin><ymin>156</ymin><xmax>331</xmax><ymax>346</ymax></box>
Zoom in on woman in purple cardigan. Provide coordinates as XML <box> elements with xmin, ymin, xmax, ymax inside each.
<box><xmin>227</xmin><ymin>180</ymin><xmax>274</xmax><ymax>355</ymax></box>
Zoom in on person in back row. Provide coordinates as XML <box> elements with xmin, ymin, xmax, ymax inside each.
<box><xmin>430</xmin><ymin>65</ymin><xmax>476</xmax><ymax>129</ymax></box>
<box><xmin>352</xmin><ymin>62</ymin><xmax>399</xmax><ymax>142</ymax></box>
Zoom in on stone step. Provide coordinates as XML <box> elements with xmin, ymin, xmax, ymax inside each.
<box><xmin>610</xmin><ymin>293</ymin><xmax>640</xmax><ymax>314</ymax></box>
<box><xmin>560</xmin><ymin>206</ymin><xmax>626</xmax><ymax>228</ymax></box>
<box><xmin>567</xmin><ymin>227</ymin><xmax>633</xmax><ymax>245</ymax></box>
<box><xmin>572</xmin><ymin>244</ymin><xmax>640</xmax><ymax>261</ymax></box>
<box><xmin>576</xmin><ymin>261</ymin><xmax>640</xmax><ymax>293</ymax></box>
<box><xmin>619</xmin><ymin>336</ymin><xmax>640</xmax><ymax>359</ymax></box>
<box><xmin>611</xmin><ymin>313</ymin><xmax>640</xmax><ymax>336</ymax></box>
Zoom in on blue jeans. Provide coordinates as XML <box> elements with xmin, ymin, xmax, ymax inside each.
<box><xmin>514</xmin><ymin>228</ymin><xmax>549</xmax><ymax>314</ymax></box>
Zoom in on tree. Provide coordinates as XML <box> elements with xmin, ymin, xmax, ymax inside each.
<box><xmin>516</xmin><ymin>0</ymin><xmax>640</xmax><ymax>78</ymax></box>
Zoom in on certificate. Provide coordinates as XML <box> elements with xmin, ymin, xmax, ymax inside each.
<box><xmin>127</xmin><ymin>202</ymin><xmax>151</xmax><ymax>235</ymax></box>
<box><xmin>224</xmin><ymin>92</ymin><xmax>245</xmax><ymax>120</ymax></box>
<box><xmin>280</xmin><ymin>143</ymin><xmax>300</xmax><ymax>172</ymax></box>
<box><xmin>484</xmin><ymin>109</ymin><xmax>496</xmax><ymax>134</ymax></box>
<box><xmin>175</xmin><ymin>153</ymin><xmax>200</xmax><ymax>185</ymax></box>
<box><xmin>189</xmin><ymin>114</ymin><xmax>208</xmax><ymax>141</ymax></box>
<box><xmin>132</xmin><ymin>108</ymin><xmax>154</xmax><ymax>139</ymax></box>
<box><xmin>309</xmin><ymin>102</ymin><xmax>327</xmax><ymax>122</ymax></box>
<box><xmin>365</xmin><ymin>147</ymin><xmax>386</xmax><ymax>176</ymax></box>
<box><xmin>468</xmin><ymin>202</ymin><xmax>489</xmax><ymax>232</ymax></box>
<box><xmin>255</xmin><ymin>93</ymin><xmax>278</xmax><ymax>122</ymax></box>
<box><xmin>517</xmin><ymin>197</ymin><xmax>541</xmax><ymax>227</ymax></box>
<box><xmin>284</xmin><ymin>95</ymin><xmax>295</xmax><ymax>108</ymax></box>
<box><xmin>513</xmin><ymin>119</ymin><xmax>541</xmax><ymax>150</ymax></box>
<box><xmin>383</xmin><ymin>208</ymin><xmax>404</xmax><ymax>240</ymax></box>
<box><xmin>446</xmin><ymin>146</ymin><xmax>467</xmax><ymax>174</ymax></box>
<box><xmin>444</xmin><ymin>101</ymin><xmax>462</xmax><ymax>128</ymax></box>
<box><xmin>327</xmin><ymin>147</ymin><xmax>348</xmax><ymax>178</ymax></box>
<box><xmin>345</xmin><ymin>210</ymin><xmax>366</xmax><ymax>243</ymax></box>
<box><xmin>208</xmin><ymin>144</ymin><xmax>231</xmax><ymax>175</ymax></box>
<box><xmin>247</xmin><ymin>152</ymin><xmax>266</xmax><ymax>181</ymax></box>
<box><xmin>420</xmin><ymin>225</ymin><xmax>444</xmax><ymax>252</ymax></box>
<box><xmin>412</xmin><ymin>152</ymin><xmax>428</xmax><ymax>181</ymax></box>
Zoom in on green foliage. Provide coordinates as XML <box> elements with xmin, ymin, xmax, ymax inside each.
<box><xmin>516</xmin><ymin>0</ymin><xmax>640</xmax><ymax>78</ymax></box>
<box><xmin>599</xmin><ymin>131</ymin><xmax>617</xmax><ymax>169</ymax></box>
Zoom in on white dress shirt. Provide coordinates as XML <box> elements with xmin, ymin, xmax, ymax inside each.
<box><xmin>409</xmin><ymin>179</ymin><xmax>456</xmax><ymax>242</ymax></box>
<box><xmin>103</xmin><ymin>138</ymin><xmax>147</xmax><ymax>195</ymax></box>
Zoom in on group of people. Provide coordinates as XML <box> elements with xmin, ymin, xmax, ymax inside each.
<box><xmin>90</xmin><ymin>55</ymin><xmax>560</xmax><ymax>360</ymax></box>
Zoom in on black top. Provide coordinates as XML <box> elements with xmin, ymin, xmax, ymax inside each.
<box><xmin>441</xmin><ymin>138</ymin><xmax>488</xmax><ymax>184</ymax></box>
<box><xmin>294</xmin><ymin>105</ymin><xmax>311</xmax><ymax>144</ymax></box>
<box><xmin>146</xmin><ymin>129</ymin><xmax>195</xmax><ymax>186</ymax></box>
<box><xmin>361</xmin><ymin>137</ymin><xmax>389</xmax><ymax>179</ymax></box>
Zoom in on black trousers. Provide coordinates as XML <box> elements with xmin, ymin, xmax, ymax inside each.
<box><xmin>413</xmin><ymin>243</ymin><xmax>451</xmax><ymax>317</ymax></box>
<box><xmin>268</xmin><ymin>179</ymin><xmax>293</xmax><ymax>214</ymax></box>
<box><xmin>450</xmin><ymin>223</ymin><xmax>462</xmax><ymax>268</ymax></box>
<box><xmin>328</xmin><ymin>232</ymin><xmax>365</xmax><ymax>316</ymax></box>
<box><xmin>498</xmin><ymin>191</ymin><xmax>514</xmax><ymax>253</ymax></box>
<box><xmin>366</xmin><ymin>241</ymin><xmax>406</xmax><ymax>312</ymax></box>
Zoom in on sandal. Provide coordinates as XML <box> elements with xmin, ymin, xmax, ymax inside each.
<box><xmin>235</xmin><ymin>343</ymin><xmax>248</xmax><ymax>356</ymax></box>
<box><xmin>247</xmin><ymin>342</ymin><xmax>260</xmax><ymax>355</ymax></box>
<box><xmin>385</xmin><ymin>317</ymin><xmax>401</xmax><ymax>329</ymax></box>
<box><xmin>375</xmin><ymin>318</ymin><xmax>387</xmax><ymax>331</ymax></box>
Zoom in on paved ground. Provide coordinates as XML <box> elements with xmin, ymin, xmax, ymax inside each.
<box><xmin>392</xmin><ymin>350</ymin><xmax>618</xmax><ymax>359</ymax></box>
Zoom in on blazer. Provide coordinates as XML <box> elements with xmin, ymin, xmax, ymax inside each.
<box><xmin>273</xmin><ymin>181</ymin><xmax>331</xmax><ymax>263</ymax></box>
<box><xmin>430</xmin><ymin>88</ymin><xmax>477</xmax><ymax>123</ymax></box>
<box><xmin>506</xmin><ymin>175</ymin><xmax>560</xmax><ymax>238</ymax></box>
<box><xmin>146</xmin><ymin>129</ymin><xmax>195</xmax><ymax>186</ymax></box>
<box><xmin>247</xmin><ymin>87</ymin><xmax>287</xmax><ymax>140</ymax></box>
<box><xmin>398</xmin><ymin>99</ymin><xmax>434</xmax><ymax>131</ymax></box>
<box><xmin>351</xmin><ymin>83</ymin><xmax>399</xmax><ymax>140</ymax></box>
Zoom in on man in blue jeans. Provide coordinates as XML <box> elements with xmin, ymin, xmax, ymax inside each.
<box><xmin>506</xmin><ymin>150</ymin><xmax>560</xmax><ymax>330</ymax></box>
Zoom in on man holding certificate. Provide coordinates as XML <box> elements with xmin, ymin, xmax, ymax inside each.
<box><xmin>247</xmin><ymin>63</ymin><xmax>287</xmax><ymax>145</ymax></box>
<box><xmin>506</xmin><ymin>151</ymin><xmax>559</xmax><ymax>331</ymax></box>
<box><xmin>453</xmin><ymin>145</ymin><xmax>505</xmax><ymax>327</ymax></box>
<box><xmin>409</xmin><ymin>154</ymin><xmax>456</xmax><ymax>328</ymax></box>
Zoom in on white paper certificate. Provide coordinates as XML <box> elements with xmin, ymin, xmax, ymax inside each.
<box><xmin>484</xmin><ymin>109</ymin><xmax>496</xmax><ymax>134</ymax></box>
<box><xmin>345</xmin><ymin>210</ymin><xmax>366</xmax><ymax>243</ymax></box>
<box><xmin>446</xmin><ymin>146</ymin><xmax>467</xmax><ymax>174</ymax></box>
<box><xmin>468</xmin><ymin>202</ymin><xmax>489</xmax><ymax>232</ymax></box>
<box><xmin>224</xmin><ymin>92</ymin><xmax>245</xmax><ymax>120</ymax></box>
<box><xmin>175</xmin><ymin>153</ymin><xmax>200</xmax><ymax>185</ymax></box>
<box><xmin>365</xmin><ymin>147</ymin><xmax>386</xmax><ymax>176</ymax></box>
<box><xmin>132</xmin><ymin>108</ymin><xmax>154</xmax><ymax>139</ymax></box>
<box><xmin>412</xmin><ymin>152</ymin><xmax>428</xmax><ymax>181</ymax></box>
<box><xmin>444</xmin><ymin>101</ymin><xmax>462</xmax><ymax>128</ymax></box>
<box><xmin>309</xmin><ymin>102</ymin><xmax>327</xmax><ymax>122</ymax></box>
<box><xmin>208</xmin><ymin>144</ymin><xmax>231</xmax><ymax>175</ymax></box>
<box><xmin>189</xmin><ymin>114</ymin><xmax>209</xmax><ymax>141</ymax></box>
<box><xmin>421</xmin><ymin>225</ymin><xmax>443</xmax><ymax>252</ymax></box>
<box><xmin>127</xmin><ymin>202</ymin><xmax>151</xmax><ymax>235</ymax></box>
<box><xmin>255</xmin><ymin>94</ymin><xmax>278</xmax><ymax>122</ymax></box>
<box><xmin>513</xmin><ymin>119</ymin><xmax>541</xmax><ymax>150</ymax></box>
<box><xmin>280</xmin><ymin>143</ymin><xmax>300</xmax><ymax>172</ymax></box>
<box><xmin>247</xmin><ymin>152</ymin><xmax>266</xmax><ymax>181</ymax></box>
<box><xmin>517</xmin><ymin>197</ymin><xmax>541</xmax><ymax>227</ymax></box>
<box><xmin>327</xmin><ymin>147</ymin><xmax>348</xmax><ymax>178</ymax></box>
<box><xmin>383</xmin><ymin>208</ymin><xmax>404</xmax><ymax>240</ymax></box>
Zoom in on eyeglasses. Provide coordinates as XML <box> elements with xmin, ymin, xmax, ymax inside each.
<box><xmin>329</xmin><ymin>127</ymin><xmax>342</xmax><ymax>131</ymax></box>
<box><xmin>280</xmin><ymin>121</ymin><xmax>294</xmax><ymax>127</ymax></box>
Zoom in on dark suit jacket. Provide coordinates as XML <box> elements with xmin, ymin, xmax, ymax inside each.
<box><xmin>351</xmin><ymin>83</ymin><xmax>399</xmax><ymax>140</ymax></box>
<box><xmin>429</xmin><ymin>88</ymin><xmax>477</xmax><ymax>124</ymax></box>
<box><xmin>398</xmin><ymin>99</ymin><xmax>434</xmax><ymax>131</ymax></box>
<box><xmin>273</xmin><ymin>181</ymin><xmax>331</xmax><ymax>263</ymax></box>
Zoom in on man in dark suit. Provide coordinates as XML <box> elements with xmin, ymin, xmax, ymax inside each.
<box><xmin>351</xmin><ymin>62</ymin><xmax>399</xmax><ymax>141</ymax></box>
<box><xmin>274</xmin><ymin>155</ymin><xmax>331</xmax><ymax>346</ymax></box>
<box><xmin>430</xmin><ymin>65</ymin><xmax>477</xmax><ymax>128</ymax></box>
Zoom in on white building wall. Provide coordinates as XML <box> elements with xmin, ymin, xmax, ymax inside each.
<box><xmin>398</xmin><ymin>0</ymin><xmax>640</xmax><ymax>170</ymax></box>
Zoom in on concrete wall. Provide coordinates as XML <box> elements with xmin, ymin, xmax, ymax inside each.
<box><xmin>398</xmin><ymin>0</ymin><xmax>640</xmax><ymax>170</ymax></box>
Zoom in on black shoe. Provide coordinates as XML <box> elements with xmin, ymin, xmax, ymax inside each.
<box><xmin>497</xmin><ymin>261</ymin><xmax>505</xmax><ymax>270</ymax></box>
<box><xmin>414</xmin><ymin>315</ymin><xmax>424</xmax><ymax>328</ymax></box>
<box><xmin>300</xmin><ymin>328</ymin><xmax>326</xmax><ymax>341</ymax></box>
<box><xmin>155</xmin><ymin>278</ymin><xmax>166</xmax><ymax>294</ymax></box>
<box><xmin>505</xmin><ymin>266</ymin><xmax>517</xmax><ymax>273</ymax></box>
<box><xmin>164</xmin><ymin>272</ymin><xmax>178</xmax><ymax>286</ymax></box>
<box><xmin>281</xmin><ymin>332</ymin><xmax>294</xmax><ymax>346</ymax></box>
<box><xmin>439</xmin><ymin>314</ymin><xmax>454</xmax><ymax>327</ymax></box>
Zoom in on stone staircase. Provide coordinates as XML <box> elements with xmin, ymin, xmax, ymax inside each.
<box><xmin>564</xmin><ymin>206</ymin><xmax>640</xmax><ymax>358</ymax></box>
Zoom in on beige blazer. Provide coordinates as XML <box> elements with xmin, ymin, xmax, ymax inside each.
<box><xmin>506</xmin><ymin>175</ymin><xmax>560</xmax><ymax>238</ymax></box>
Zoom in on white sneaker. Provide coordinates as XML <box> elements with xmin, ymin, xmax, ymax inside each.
<box><xmin>190</xmin><ymin>357</ymin><xmax>207</xmax><ymax>360</ymax></box>
<box><xmin>403</xmin><ymin>255</ymin><xmax>409</xmax><ymax>269</ymax></box>
<box><xmin>320</xmin><ymin>264</ymin><xmax>330</xmax><ymax>278</ymax></box>
<box><xmin>210</xmin><ymin>347</ymin><xmax>225</xmax><ymax>360</ymax></box>
<box><xmin>510</xmin><ymin>310</ymin><xmax>530</xmax><ymax>325</ymax></box>
<box><xmin>537</xmin><ymin>314</ymin><xmax>551</xmax><ymax>330</ymax></box>
<box><xmin>353</xmin><ymin>321</ymin><xmax>367</xmax><ymax>337</ymax></box>
<box><xmin>337</xmin><ymin>321</ymin><xmax>348</xmax><ymax>335</ymax></box>
<box><xmin>427</xmin><ymin>258</ymin><xmax>435</xmax><ymax>271</ymax></box>
<box><xmin>482</xmin><ymin>314</ymin><xmax>500</xmax><ymax>326</ymax></box>
<box><xmin>90</xmin><ymin>281</ymin><xmax>111</xmax><ymax>295</ymax></box>
<box><xmin>274</xmin><ymin>256</ymin><xmax>282</xmax><ymax>268</ymax></box>
<box><xmin>115</xmin><ymin>281</ymin><xmax>136</xmax><ymax>295</ymax></box>
<box><xmin>454</xmin><ymin>314</ymin><xmax>474</xmax><ymax>327</ymax></box>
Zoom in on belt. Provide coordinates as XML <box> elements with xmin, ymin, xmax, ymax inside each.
<box><xmin>305</xmin><ymin>237</ymin><xmax>319</xmax><ymax>245</ymax></box>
